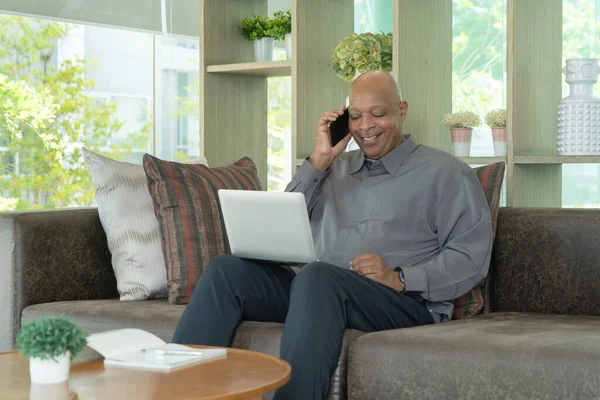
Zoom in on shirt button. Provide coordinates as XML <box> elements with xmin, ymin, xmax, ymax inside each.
<box><xmin>313</xmin><ymin>178</ymin><xmax>318</xmax><ymax>183</ymax></box>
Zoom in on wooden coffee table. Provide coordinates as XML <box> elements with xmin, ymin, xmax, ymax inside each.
<box><xmin>0</xmin><ymin>345</ymin><xmax>291</xmax><ymax>400</ymax></box>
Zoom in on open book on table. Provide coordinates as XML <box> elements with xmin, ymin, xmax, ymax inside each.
<box><xmin>86</xmin><ymin>329</ymin><xmax>226</xmax><ymax>372</ymax></box>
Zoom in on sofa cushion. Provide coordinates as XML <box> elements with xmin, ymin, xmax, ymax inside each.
<box><xmin>83</xmin><ymin>149</ymin><xmax>170</xmax><ymax>301</ymax></box>
<box><xmin>348</xmin><ymin>312</ymin><xmax>600</xmax><ymax>400</ymax></box>
<box><xmin>21</xmin><ymin>299</ymin><xmax>184</xmax><ymax>343</ymax></box>
<box><xmin>22</xmin><ymin>300</ymin><xmax>365</xmax><ymax>400</ymax></box>
<box><xmin>492</xmin><ymin>207</ymin><xmax>600</xmax><ymax>316</ymax></box>
<box><xmin>143</xmin><ymin>154</ymin><xmax>262</xmax><ymax>305</ymax></box>
<box><xmin>82</xmin><ymin>148</ymin><xmax>210</xmax><ymax>301</ymax></box>
<box><xmin>453</xmin><ymin>162</ymin><xmax>505</xmax><ymax>319</ymax></box>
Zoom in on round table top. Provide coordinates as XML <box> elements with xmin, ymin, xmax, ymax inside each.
<box><xmin>0</xmin><ymin>345</ymin><xmax>291</xmax><ymax>400</ymax></box>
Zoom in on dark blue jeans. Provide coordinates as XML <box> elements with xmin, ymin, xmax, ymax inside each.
<box><xmin>172</xmin><ymin>255</ymin><xmax>434</xmax><ymax>400</ymax></box>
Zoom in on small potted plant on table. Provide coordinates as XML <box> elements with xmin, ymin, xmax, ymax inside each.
<box><xmin>442</xmin><ymin>111</ymin><xmax>481</xmax><ymax>157</ymax></box>
<box><xmin>15</xmin><ymin>317</ymin><xmax>88</xmax><ymax>384</ymax></box>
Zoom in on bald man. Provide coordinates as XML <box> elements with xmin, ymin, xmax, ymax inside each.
<box><xmin>173</xmin><ymin>71</ymin><xmax>492</xmax><ymax>400</ymax></box>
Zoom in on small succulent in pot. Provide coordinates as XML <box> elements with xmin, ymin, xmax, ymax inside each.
<box><xmin>16</xmin><ymin>317</ymin><xmax>88</xmax><ymax>361</ymax></box>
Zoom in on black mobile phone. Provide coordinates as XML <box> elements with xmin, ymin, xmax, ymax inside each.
<box><xmin>329</xmin><ymin>108</ymin><xmax>349</xmax><ymax>147</ymax></box>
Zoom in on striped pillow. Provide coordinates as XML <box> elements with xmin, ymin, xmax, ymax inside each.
<box><xmin>452</xmin><ymin>161</ymin><xmax>505</xmax><ymax>319</ymax></box>
<box><xmin>143</xmin><ymin>154</ymin><xmax>262</xmax><ymax>304</ymax></box>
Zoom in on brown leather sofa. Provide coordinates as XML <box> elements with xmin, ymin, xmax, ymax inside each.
<box><xmin>2</xmin><ymin>207</ymin><xmax>600</xmax><ymax>399</ymax></box>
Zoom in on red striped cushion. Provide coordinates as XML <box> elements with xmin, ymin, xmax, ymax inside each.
<box><xmin>143</xmin><ymin>154</ymin><xmax>262</xmax><ymax>304</ymax></box>
<box><xmin>452</xmin><ymin>161</ymin><xmax>505</xmax><ymax>319</ymax></box>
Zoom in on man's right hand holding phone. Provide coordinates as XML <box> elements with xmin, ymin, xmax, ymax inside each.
<box><xmin>309</xmin><ymin>105</ymin><xmax>352</xmax><ymax>171</ymax></box>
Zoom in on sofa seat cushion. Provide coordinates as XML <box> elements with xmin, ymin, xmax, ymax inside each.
<box><xmin>348</xmin><ymin>312</ymin><xmax>600</xmax><ymax>400</ymax></box>
<box><xmin>22</xmin><ymin>299</ymin><xmax>365</xmax><ymax>400</ymax></box>
<box><xmin>21</xmin><ymin>299</ymin><xmax>185</xmax><ymax>342</ymax></box>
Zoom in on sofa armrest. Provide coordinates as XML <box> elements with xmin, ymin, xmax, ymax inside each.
<box><xmin>0</xmin><ymin>207</ymin><xmax>117</xmax><ymax>350</ymax></box>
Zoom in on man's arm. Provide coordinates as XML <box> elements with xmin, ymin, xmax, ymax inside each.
<box><xmin>285</xmin><ymin>159</ymin><xmax>331</xmax><ymax>214</ymax></box>
<box><xmin>400</xmin><ymin>169</ymin><xmax>493</xmax><ymax>302</ymax></box>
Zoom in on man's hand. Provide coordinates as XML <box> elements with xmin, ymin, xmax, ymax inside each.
<box><xmin>309</xmin><ymin>105</ymin><xmax>352</xmax><ymax>171</ymax></box>
<box><xmin>350</xmin><ymin>253</ymin><xmax>405</xmax><ymax>292</ymax></box>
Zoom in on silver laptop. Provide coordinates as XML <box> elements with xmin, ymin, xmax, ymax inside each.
<box><xmin>217</xmin><ymin>189</ymin><xmax>318</xmax><ymax>263</ymax></box>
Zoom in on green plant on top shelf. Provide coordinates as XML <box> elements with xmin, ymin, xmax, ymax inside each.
<box><xmin>237</xmin><ymin>14</ymin><xmax>274</xmax><ymax>41</ymax></box>
<box><xmin>442</xmin><ymin>111</ymin><xmax>481</xmax><ymax>129</ymax></box>
<box><xmin>484</xmin><ymin>108</ymin><xmax>507</xmax><ymax>128</ymax></box>
<box><xmin>331</xmin><ymin>32</ymin><xmax>393</xmax><ymax>82</ymax></box>
<box><xmin>15</xmin><ymin>317</ymin><xmax>88</xmax><ymax>361</ymax></box>
<box><xmin>270</xmin><ymin>10</ymin><xmax>291</xmax><ymax>41</ymax></box>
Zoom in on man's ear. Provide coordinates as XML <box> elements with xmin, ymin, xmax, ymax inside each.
<box><xmin>399</xmin><ymin>101</ymin><xmax>408</xmax><ymax>122</ymax></box>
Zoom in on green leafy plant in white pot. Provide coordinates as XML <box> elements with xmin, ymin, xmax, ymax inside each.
<box><xmin>331</xmin><ymin>32</ymin><xmax>393</xmax><ymax>82</ymax></box>
<box><xmin>238</xmin><ymin>14</ymin><xmax>274</xmax><ymax>62</ymax></box>
<box><xmin>442</xmin><ymin>111</ymin><xmax>481</xmax><ymax>157</ymax></box>
<box><xmin>271</xmin><ymin>10</ymin><xmax>292</xmax><ymax>60</ymax></box>
<box><xmin>485</xmin><ymin>108</ymin><xmax>507</xmax><ymax>156</ymax></box>
<box><xmin>15</xmin><ymin>317</ymin><xmax>88</xmax><ymax>384</ymax></box>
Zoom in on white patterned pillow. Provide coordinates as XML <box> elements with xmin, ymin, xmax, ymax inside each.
<box><xmin>82</xmin><ymin>148</ymin><xmax>208</xmax><ymax>300</ymax></box>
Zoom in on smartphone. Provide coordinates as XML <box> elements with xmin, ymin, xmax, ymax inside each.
<box><xmin>329</xmin><ymin>108</ymin><xmax>349</xmax><ymax>147</ymax></box>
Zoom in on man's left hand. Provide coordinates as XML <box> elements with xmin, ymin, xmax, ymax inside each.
<box><xmin>350</xmin><ymin>253</ymin><xmax>404</xmax><ymax>292</ymax></box>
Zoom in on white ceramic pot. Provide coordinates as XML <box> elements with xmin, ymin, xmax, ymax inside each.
<box><xmin>30</xmin><ymin>382</ymin><xmax>70</xmax><ymax>400</ymax></box>
<box><xmin>491</xmin><ymin>127</ymin><xmax>507</xmax><ymax>156</ymax></box>
<box><xmin>29</xmin><ymin>351</ymin><xmax>70</xmax><ymax>384</ymax></box>
<box><xmin>285</xmin><ymin>33</ymin><xmax>292</xmax><ymax>60</ymax></box>
<box><xmin>253</xmin><ymin>37</ymin><xmax>274</xmax><ymax>62</ymax></box>
<box><xmin>450</xmin><ymin>128</ymin><xmax>472</xmax><ymax>157</ymax></box>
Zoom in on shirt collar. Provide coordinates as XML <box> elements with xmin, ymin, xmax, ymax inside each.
<box><xmin>349</xmin><ymin>134</ymin><xmax>416</xmax><ymax>176</ymax></box>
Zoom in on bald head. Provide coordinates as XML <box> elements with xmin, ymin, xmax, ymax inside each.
<box><xmin>346</xmin><ymin>70</ymin><xmax>408</xmax><ymax>160</ymax></box>
<box><xmin>350</xmin><ymin>71</ymin><xmax>403</xmax><ymax>105</ymax></box>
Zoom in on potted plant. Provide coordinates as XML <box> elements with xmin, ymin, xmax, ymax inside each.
<box><xmin>237</xmin><ymin>14</ymin><xmax>274</xmax><ymax>62</ymax></box>
<box><xmin>485</xmin><ymin>108</ymin><xmax>507</xmax><ymax>156</ymax></box>
<box><xmin>331</xmin><ymin>32</ymin><xmax>393</xmax><ymax>82</ymax></box>
<box><xmin>15</xmin><ymin>317</ymin><xmax>88</xmax><ymax>384</ymax></box>
<box><xmin>442</xmin><ymin>111</ymin><xmax>481</xmax><ymax>157</ymax></box>
<box><xmin>271</xmin><ymin>10</ymin><xmax>292</xmax><ymax>60</ymax></box>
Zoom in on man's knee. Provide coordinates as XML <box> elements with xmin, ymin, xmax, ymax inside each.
<box><xmin>293</xmin><ymin>262</ymin><xmax>343</xmax><ymax>290</ymax></box>
<box><xmin>202</xmin><ymin>254</ymin><xmax>247</xmax><ymax>280</ymax></box>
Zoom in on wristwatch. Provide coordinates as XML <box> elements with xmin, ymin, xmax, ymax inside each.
<box><xmin>394</xmin><ymin>267</ymin><xmax>406</xmax><ymax>292</ymax></box>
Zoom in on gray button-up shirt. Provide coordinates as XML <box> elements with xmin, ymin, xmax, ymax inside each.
<box><xmin>285</xmin><ymin>135</ymin><xmax>493</xmax><ymax>323</ymax></box>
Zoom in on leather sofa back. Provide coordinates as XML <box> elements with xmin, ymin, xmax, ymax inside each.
<box><xmin>491</xmin><ymin>207</ymin><xmax>600</xmax><ymax>316</ymax></box>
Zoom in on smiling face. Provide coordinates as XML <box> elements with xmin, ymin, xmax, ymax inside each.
<box><xmin>348</xmin><ymin>71</ymin><xmax>408</xmax><ymax>159</ymax></box>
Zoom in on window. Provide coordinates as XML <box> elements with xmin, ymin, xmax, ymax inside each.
<box><xmin>452</xmin><ymin>0</ymin><xmax>507</xmax><ymax>157</ymax></box>
<box><xmin>267</xmin><ymin>49</ymin><xmax>293</xmax><ymax>192</ymax></box>
<box><xmin>561</xmin><ymin>0</ymin><xmax>600</xmax><ymax>208</ymax></box>
<box><xmin>0</xmin><ymin>14</ymin><xmax>199</xmax><ymax>211</ymax></box>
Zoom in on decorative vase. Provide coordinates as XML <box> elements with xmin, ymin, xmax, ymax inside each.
<box><xmin>285</xmin><ymin>33</ymin><xmax>292</xmax><ymax>60</ymax></box>
<box><xmin>558</xmin><ymin>58</ymin><xmax>600</xmax><ymax>155</ymax></box>
<box><xmin>451</xmin><ymin>128</ymin><xmax>472</xmax><ymax>157</ymax></box>
<box><xmin>253</xmin><ymin>37</ymin><xmax>273</xmax><ymax>62</ymax></box>
<box><xmin>29</xmin><ymin>351</ymin><xmax>70</xmax><ymax>384</ymax></box>
<box><xmin>491</xmin><ymin>127</ymin><xmax>507</xmax><ymax>156</ymax></box>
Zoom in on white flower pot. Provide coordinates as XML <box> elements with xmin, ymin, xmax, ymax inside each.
<box><xmin>253</xmin><ymin>37</ymin><xmax>274</xmax><ymax>62</ymax></box>
<box><xmin>30</xmin><ymin>382</ymin><xmax>70</xmax><ymax>400</ymax></box>
<box><xmin>491</xmin><ymin>127</ymin><xmax>507</xmax><ymax>157</ymax></box>
<box><xmin>285</xmin><ymin>33</ymin><xmax>292</xmax><ymax>60</ymax></box>
<box><xmin>29</xmin><ymin>351</ymin><xmax>70</xmax><ymax>384</ymax></box>
<box><xmin>450</xmin><ymin>128</ymin><xmax>472</xmax><ymax>157</ymax></box>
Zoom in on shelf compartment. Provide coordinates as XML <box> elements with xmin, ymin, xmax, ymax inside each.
<box><xmin>514</xmin><ymin>156</ymin><xmax>600</xmax><ymax>164</ymax></box>
<box><xmin>206</xmin><ymin>61</ymin><xmax>292</xmax><ymax>77</ymax></box>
